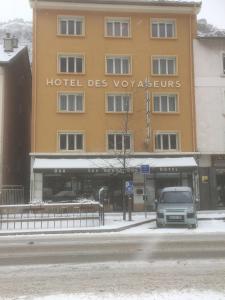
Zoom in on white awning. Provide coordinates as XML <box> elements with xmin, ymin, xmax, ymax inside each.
<box><xmin>33</xmin><ymin>157</ymin><xmax>197</xmax><ymax>170</ymax></box>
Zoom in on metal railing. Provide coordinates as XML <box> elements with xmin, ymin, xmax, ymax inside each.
<box><xmin>0</xmin><ymin>186</ymin><xmax>25</xmax><ymax>205</ymax></box>
<box><xmin>0</xmin><ymin>202</ymin><xmax>104</xmax><ymax>231</ymax></box>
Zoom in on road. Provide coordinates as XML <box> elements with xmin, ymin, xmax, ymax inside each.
<box><xmin>1</xmin><ymin>230</ymin><xmax>225</xmax><ymax>298</ymax></box>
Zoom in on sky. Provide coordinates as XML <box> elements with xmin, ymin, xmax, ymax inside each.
<box><xmin>0</xmin><ymin>0</ymin><xmax>225</xmax><ymax>29</ymax></box>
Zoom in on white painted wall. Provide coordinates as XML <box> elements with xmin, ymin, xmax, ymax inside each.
<box><xmin>194</xmin><ymin>39</ymin><xmax>225</xmax><ymax>153</ymax></box>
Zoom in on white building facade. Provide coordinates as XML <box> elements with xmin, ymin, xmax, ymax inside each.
<box><xmin>194</xmin><ymin>36</ymin><xmax>225</xmax><ymax>209</ymax></box>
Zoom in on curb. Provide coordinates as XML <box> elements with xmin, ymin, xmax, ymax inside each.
<box><xmin>0</xmin><ymin>217</ymin><xmax>224</xmax><ymax>236</ymax></box>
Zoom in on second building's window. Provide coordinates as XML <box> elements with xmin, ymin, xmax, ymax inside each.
<box><xmin>107</xmin><ymin>94</ymin><xmax>131</xmax><ymax>112</ymax></box>
<box><xmin>105</xmin><ymin>18</ymin><xmax>130</xmax><ymax>37</ymax></box>
<box><xmin>58</xmin><ymin>16</ymin><xmax>84</xmax><ymax>36</ymax></box>
<box><xmin>59</xmin><ymin>55</ymin><xmax>84</xmax><ymax>73</ymax></box>
<box><xmin>107</xmin><ymin>133</ymin><xmax>131</xmax><ymax>151</ymax></box>
<box><xmin>152</xmin><ymin>56</ymin><xmax>176</xmax><ymax>75</ymax></box>
<box><xmin>59</xmin><ymin>133</ymin><xmax>83</xmax><ymax>151</ymax></box>
<box><xmin>153</xmin><ymin>94</ymin><xmax>177</xmax><ymax>112</ymax></box>
<box><xmin>58</xmin><ymin>93</ymin><xmax>84</xmax><ymax>112</ymax></box>
<box><xmin>106</xmin><ymin>56</ymin><xmax>131</xmax><ymax>75</ymax></box>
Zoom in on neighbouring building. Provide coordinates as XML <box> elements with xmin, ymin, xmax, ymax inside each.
<box><xmin>0</xmin><ymin>35</ymin><xmax>31</xmax><ymax>202</ymax></box>
<box><xmin>194</xmin><ymin>34</ymin><xmax>225</xmax><ymax>210</ymax></box>
<box><xmin>29</xmin><ymin>0</ymin><xmax>201</xmax><ymax>211</ymax></box>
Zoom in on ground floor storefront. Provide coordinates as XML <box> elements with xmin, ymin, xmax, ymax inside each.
<box><xmin>30</xmin><ymin>155</ymin><xmax>198</xmax><ymax>211</ymax></box>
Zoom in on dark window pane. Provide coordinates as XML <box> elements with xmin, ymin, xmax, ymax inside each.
<box><xmin>115</xmin><ymin>96</ymin><xmax>122</xmax><ymax>111</ymax></box>
<box><xmin>122</xmin><ymin>59</ymin><xmax>129</xmax><ymax>74</ymax></box>
<box><xmin>160</xmin><ymin>59</ymin><xmax>167</xmax><ymax>74</ymax></box>
<box><xmin>108</xmin><ymin>134</ymin><xmax>114</xmax><ymax>150</ymax></box>
<box><xmin>124</xmin><ymin>135</ymin><xmax>131</xmax><ymax>150</ymax></box>
<box><xmin>107</xmin><ymin>96</ymin><xmax>114</xmax><ymax>111</ymax></box>
<box><xmin>161</xmin><ymin>96</ymin><xmax>168</xmax><ymax>112</ymax></box>
<box><xmin>168</xmin><ymin>59</ymin><xmax>175</xmax><ymax>74</ymax></box>
<box><xmin>162</xmin><ymin>134</ymin><xmax>169</xmax><ymax>150</ymax></box>
<box><xmin>60</xmin><ymin>57</ymin><xmax>67</xmax><ymax>72</ymax></box>
<box><xmin>122</xmin><ymin>22</ymin><xmax>128</xmax><ymax>36</ymax></box>
<box><xmin>68</xmin><ymin>20</ymin><xmax>74</xmax><ymax>35</ymax></box>
<box><xmin>76</xmin><ymin>57</ymin><xmax>83</xmax><ymax>73</ymax></box>
<box><xmin>60</xmin><ymin>20</ymin><xmax>67</xmax><ymax>34</ymax></box>
<box><xmin>76</xmin><ymin>95</ymin><xmax>83</xmax><ymax>111</ymax></box>
<box><xmin>107</xmin><ymin>22</ymin><xmax>113</xmax><ymax>36</ymax></box>
<box><xmin>167</xmin><ymin>23</ymin><xmax>173</xmax><ymax>37</ymax></box>
<box><xmin>114</xmin><ymin>22</ymin><xmax>121</xmax><ymax>36</ymax></box>
<box><xmin>169</xmin><ymin>96</ymin><xmax>176</xmax><ymax>111</ymax></box>
<box><xmin>154</xmin><ymin>96</ymin><xmax>160</xmax><ymax>111</ymax></box>
<box><xmin>152</xmin><ymin>23</ymin><xmax>158</xmax><ymax>37</ymax></box>
<box><xmin>76</xmin><ymin>134</ymin><xmax>83</xmax><ymax>150</ymax></box>
<box><xmin>123</xmin><ymin>96</ymin><xmax>130</xmax><ymax>112</ymax></box>
<box><xmin>155</xmin><ymin>135</ymin><xmax>161</xmax><ymax>149</ymax></box>
<box><xmin>68</xmin><ymin>134</ymin><xmax>75</xmax><ymax>150</ymax></box>
<box><xmin>60</xmin><ymin>95</ymin><xmax>67</xmax><ymax>111</ymax></box>
<box><xmin>107</xmin><ymin>59</ymin><xmax>113</xmax><ymax>73</ymax></box>
<box><xmin>116</xmin><ymin>135</ymin><xmax>122</xmax><ymax>150</ymax></box>
<box><xmin>115</xmin><ymin>58</ymin><xmax>121</xmax><ymax>74</ymax></box>
<box><xmin>68</xmin><ymin>95</ymin><xmax>75</xmax><ymax>111</ymax></box>
<box><xmin>159</xmin><ymin>23</ymin><xmax>165</xmax><ymax>37</ymax></box>
<box><xmin>60</xmin><ymin>134</ymin><xmax>67</xmax><ymax>150</ymax></box>
<box><xmin>76</xmin><ymin>21</ymin><xmax>82</xmax><ymax>35</ymax></box>
<box><xmin>68</xmin><ymin>57</ymin><xmax>75</xmax><ymax>72</ymax></box>
<box><xmin>153</xmin><ymin>59</ymin><xmax>159</xmax><ymax>74</ymax></box>
<box><xmin>170</xmin><ymin>134</ymin><xmax>177</xmax><ymax>149</ymax></box>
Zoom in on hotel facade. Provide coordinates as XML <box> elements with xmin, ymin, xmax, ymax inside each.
<box><xmin>30</xmin><ymin>0</ymin><xmax>201</xmax><ymax>210</ymax></box>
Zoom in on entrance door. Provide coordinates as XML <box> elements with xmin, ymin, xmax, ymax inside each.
<box><xmin>216</xmin><ymin>173</ymin><xmax>225</xmax><ymax>208</ymax></box>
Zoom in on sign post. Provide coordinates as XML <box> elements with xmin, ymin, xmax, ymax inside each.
<box><xmin>125</xmin><ymin>181</ymin><xmax>133</xmax><ymax>221</ymax></box>
<box><xmin>140</xmin><ymin>165</ymin><xmax>150</xmax><ymax>218</ymax></box>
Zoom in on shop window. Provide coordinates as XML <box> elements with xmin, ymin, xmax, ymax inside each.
<box><xmin>58</xmin><ymin>16</ymin><xmax>84</xmax><ymax>36</ymax></box>
<box><xmin>107</xmin><ymin>94</ymin><xmax>131</xmax><ymax>112</ymax></box>
<box><xmin>151</xmin><ymin>19</ymin><xmax>176</xmax><ymax>38</ymax></box>
<box><xmin>59</xmin><ymin>133</ymin><xmax>84</xmax><ymax>151</ymax></box>
<box><xmin>155</xmin><ymin>133</ymin><xmax>178</xmax><ymax>151</ymax></box>
<box><xmin>152</xmin><ymin>56</ymin><xmax>177</xmax><ymax>75</ymax></box>
<box><xmin>106</xmin><ymin>56</ymin><xmax>131</xmax><ymax>75</ymax></box>
<box><xmin>153</xmin><ymin>94</ymin><xmax>177</xmax><ymax>112</ymax></box>
<box><xmin>105</xmin><ymin>18</ymin><xmax>130</xmax><ymax>37</ymax></box>
<box><xmin>107</xmin><ymin>133</ymin><xmax>132</xmax><ymax>151</ymax></box>
<box><xmin>58</xmin><ymin>93</ymin><xmax>84</xmax><ymax>112</ymax></box>
<box><xmin>59</xmin><ymin>55</ymin><xmax>84</xmax><ymax>73</ymax></box>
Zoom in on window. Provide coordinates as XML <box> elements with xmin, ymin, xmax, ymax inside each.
<box><xmin>59</xmin><ymin>55</ymin><xmax>84</xmax><ymax>73</ymax></box>
<box><xmin>107</xmin><ymin>94</ymin><xmax>131</xmax><ymax>112</ymax></box>
<box><xmin>58</xmin><ymin>93</ymin><xmax>84</xmax><ymax>112</ymax></box>
<box><xmin>151</xmin><ymin>20</ymin><xmax>176</xmax><ymax>38</ymax></box>
<box><xmin>106</xmin><ymin>56</ymin><xmax>131</xmax><ymax>75</ymax></box>
<box><xmin>106</xmin><ymin>18</ymin><xmax>130</xmax><ymax>37</ymax></box>
<box><xmin>223</xmin><ymin>53</ymin><xmax>225</xmax><ymax>75</ymax></box>
<box><xmin>152</xmin><ymin>56</ymin><xmax>176</xmax><ymax>75</ymax></box>
<box><xmin>107</xmin><ymin>133</ymin><xmax>132</xmax><ymax>151</ymax></box>
<box><xmin>58</xmin><ymin>16</ymin><xmax>84</xmax><ymax>36</ymax></box>
<box><xmin>153</xmin><ymin>94</ymin><xmax>177</xmax><ymax>112</ymax></box>
<box><xmin>59</xmin><ymin>133</ymin><xmax>83</xmax><ymax>151</ymax></box>
<box><xmin>155</xmin><ymin>133</ymin><xmax>178</xmax><ymax>151</ymax></box>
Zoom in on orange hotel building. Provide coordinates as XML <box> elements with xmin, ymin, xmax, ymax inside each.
<box><xmin>30</xmin><ymin>0</ymin><xmax>201</xmax><ymax>210</ymax></box>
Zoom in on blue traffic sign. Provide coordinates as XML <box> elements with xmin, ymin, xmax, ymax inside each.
<box><xmin>140</xmin><ymin>164</ymin><xmax>150</xmax><ymax>174</ymax></box>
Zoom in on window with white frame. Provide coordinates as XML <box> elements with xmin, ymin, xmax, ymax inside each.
<box><xmin>152</xmin><ymin>56</ymin><xmax>176</xmax><ymax>75</ymax></box>
<box><xmin>155</xmin><ymin>133</ymin><xmax>178</xmax><ymax>151</ymax></box>
<box><xmin>58</xmin><ymin>16</ymin><xmax>84</xmax><ymax>36</ymax></box>
<box><xmin>107</xmin><ymin>94</ymin><xmax>131</xmax><ymax>112</ymax></box>
<box><xmin>59</xmin><ymin>133</ymin><xmax>83</xmax><ymax>151</ymax></box>
<box><xmin>59</xmin><ymin>55</ymin><xmax>84</xmax><ymax>73</ymax></box>
<box><xmin>151</xmin><ymin>20</ymin><xmax>176</xmax><ymax>38</ymax></box>
<box><xmin>58</xmin><ymin>93</ymin><xmax>84</xmax><ymax>112</ymax></box>
<box><xmin>106</xmin><ymin>18</ymin><xmax>130</xmax><ymax>37</ymax></box>
<box><xmin>107</xmin><ymin>133</ymin><xmax>132</xmax><ymax>151</ymax></box>
<box><xmin>223</xmin><ymin>53</ymin><xmax>225</xmax><ymax>75</ymax></box>
<box><xmin>153</xmin><ymin>94</ymin><xmax>177</xmax><ymax>112</ymax></box>
<box><xmin>106</xmin><ymin>56</ymin><xmax>131</xmax><ymax>75</ymax></box>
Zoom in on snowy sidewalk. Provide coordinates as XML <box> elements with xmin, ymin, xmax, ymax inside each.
<box><xmin>0</xmin><ymin>210</ymin><xmax>225</xmax><ymax>236</ymax></box>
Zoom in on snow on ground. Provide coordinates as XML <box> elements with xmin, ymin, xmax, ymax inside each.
<box><xmin>19</xmin><ymin>291</ymin><xmax>225</xmax><ymax>300</ymax></box>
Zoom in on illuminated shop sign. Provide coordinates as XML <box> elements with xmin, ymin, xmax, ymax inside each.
<box><xmin>46</xmin><ymin>78</ymin><xmax>182</xmax><ymax>88</ymax></box>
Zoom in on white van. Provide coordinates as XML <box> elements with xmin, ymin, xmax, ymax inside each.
<box><xmin>155</xmin><ymin>186</ymin><xmax>198</xmax><ymax>228</ymax></box>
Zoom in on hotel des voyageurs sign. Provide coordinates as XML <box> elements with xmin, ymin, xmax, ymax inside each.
<box><xmin>46</xmin><ymin>78</ymin><xmax>182</xmax><ymax>89</ymax></box>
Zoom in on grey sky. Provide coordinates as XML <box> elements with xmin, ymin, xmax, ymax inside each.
<box><xmin>0</xmin><ymin>0</ymin><xmax>225</xmax><ymax>29</ymax></box>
